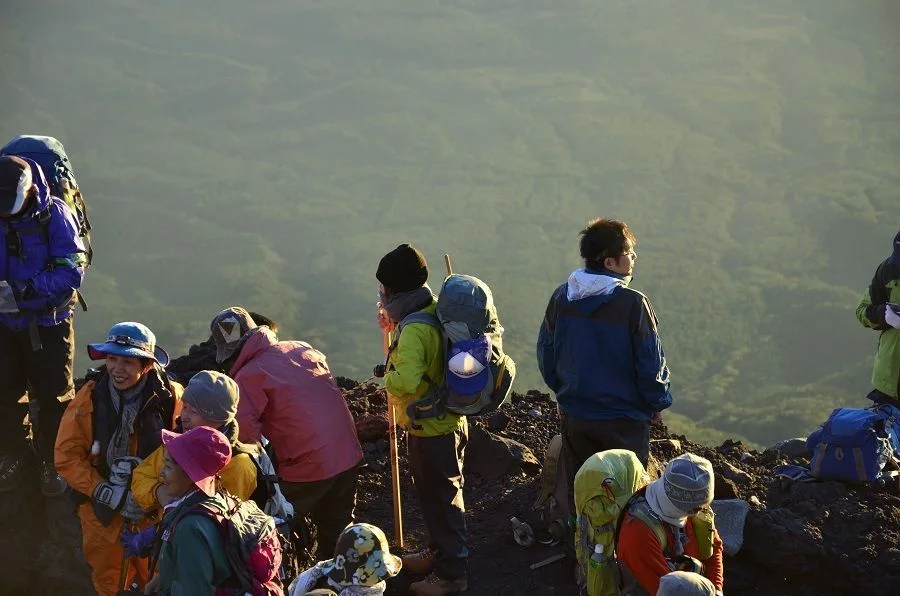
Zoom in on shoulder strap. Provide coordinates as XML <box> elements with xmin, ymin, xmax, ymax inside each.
<box><xmin>614</xmin><ymin>488</ymin><xmax>669</xmax><ymax>555</ymax></box>
<box><xmin>387</xmin><ymin>311</ymin><xmax>442</xmax><ymax>356</ymax></box>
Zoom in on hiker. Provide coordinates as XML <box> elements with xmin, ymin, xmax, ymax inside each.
<box><xmin>130</xmin><ymin>370</ymin><xmax>259</xmax><ymax>511</ymax></box>
<box><xmin>288</xmin><ymin>523</ymin><xmax>402</xmax><ymax>596</ymax></box>
<box><xmin>856</xmin><ymin>229</ymin><xmax>900</xmax><ymax>407</ymax></box>
<box><xmin>616</xmin><ymin>454</ymin><xmax>724</xmax><ymax>596</ymax></box>
<box><xmin>0</xmin><ymin>155</ymin><xmax>87</xmax><ymax>496</ymax></box>
<box><xmin>657</xmin><ymin>571</ymin><xmax>717</xmax><ymax>596</ymax></box>
<box><xmin>210</xmin><ymin>306</ymin><xmax>363</xmax><ymax>560</ymax></box>
<box><xmin>142</xmin><ymin>426</ymin><xmax>235</xmax><ymax>595</ymax></box>
<box><xmin>536</xmin><ymin>218</ymin><xmax>672</xmax><ymax>536</ymax></box>
<box><xmin>375</xmin><ymin>243</ymin><xmax>469</xmax><ymax>595</ymax></box>
<box><xmin>54</xmin><ymin>322</ymin><xmax>181</xmax><ymax>596</ymax></box>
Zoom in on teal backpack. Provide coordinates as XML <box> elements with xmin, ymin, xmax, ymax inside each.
<box><xmin>394</xmin><ymin>273</ymin><xmax>516</xmax><ymax>427</ymax></box>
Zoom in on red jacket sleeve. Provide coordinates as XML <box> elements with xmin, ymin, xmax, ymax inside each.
<box><xmin>617</xmin><ymin>513</ymin><xmax>672</xmax><ymax>595</ymax></box>
<box><xmin>235</xmin><ymin>367</ymin><xmax>267</xmax><ymax>443</ymax></box>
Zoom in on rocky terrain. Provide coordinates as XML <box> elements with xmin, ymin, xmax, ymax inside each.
<box><xmin>1</xmin><ymin>366</ymin><xmax>898</xmax><ymax>595</ymax></box>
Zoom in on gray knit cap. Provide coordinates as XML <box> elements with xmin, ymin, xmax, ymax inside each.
<box><xmin>662</xmin><ymin>453</ymin><xmax>715</xmax><ymax>513</ymax></box>
<box><xmin>182</xmin><ymin>370</ymin><xmax>239</xmax><ymax>423</ymax></box>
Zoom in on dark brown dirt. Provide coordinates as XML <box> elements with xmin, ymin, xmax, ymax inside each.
<box><xmin>2</xmin><ymin>361</ymin><xmax>898</xmax><ymax>595</ymax></box>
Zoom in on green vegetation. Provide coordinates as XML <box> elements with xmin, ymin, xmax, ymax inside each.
<box><xmin>2</xmin><ymin>0</ymin><xmax>899</xmax><ymax>447</ymax></box>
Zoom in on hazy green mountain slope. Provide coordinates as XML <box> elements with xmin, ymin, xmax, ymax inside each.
<box><xmin>2</xmin><ymin>0</ymin><xmax>899</xmax><ymax>445</ymax></box>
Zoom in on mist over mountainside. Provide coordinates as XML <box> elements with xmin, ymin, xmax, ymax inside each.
<box><xmin>2</xmin><ymin>0</ymin><xmax>899</xmax><ymax>446</ymax></box>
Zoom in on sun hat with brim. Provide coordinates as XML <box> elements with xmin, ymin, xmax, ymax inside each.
<box><xmin>321</xmin><ymin>523</ymin><xmax>402</xmax><ymax>587</ymax></box>
<box><xmin>87</xmin><ymin>322</ymin><xmax>170</xmax><ymax>367</ymax></box>
<box><xmin>161</xmin><ymin>426</ymin><xmax>231</xmax><ymax>497</ymax></box>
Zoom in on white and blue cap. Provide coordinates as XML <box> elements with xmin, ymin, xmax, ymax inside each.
<box><xmin>87</xmin><ymin>322</ymin><xmax>170</xmax><ymax>366</ymax></box>
<box><xmin>446</xmin><ymin>335</ymin><xmax>491</xmax><ymax>396</ymax></box>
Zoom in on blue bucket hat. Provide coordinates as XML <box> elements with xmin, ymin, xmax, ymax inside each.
<box><xmin>87</xmin><ymin>322</ymin><xmax>169</xmax><ymax>366</ymax></box>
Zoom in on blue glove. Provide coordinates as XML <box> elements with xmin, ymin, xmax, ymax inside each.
<box><xmin>120</xmin><ymin>525</ymin><xmax>156</xmax><ymax>558</ymax></box>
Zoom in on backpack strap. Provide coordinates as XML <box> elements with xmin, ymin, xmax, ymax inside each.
<box><xmin>614</xmin><ymin>488</ymin><xmax>670</xmax><ymax>556</ymax></box>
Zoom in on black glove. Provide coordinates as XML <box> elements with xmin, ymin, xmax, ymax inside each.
<box><xmin>10</xmin><ymin>279</ymin><xmax>35</xmax><ymax>301</ymax></box>
<box><xmin>672</xmin><ymin>554</ymin><xmax>705</xmax><ymax>575</ymax></box>
<box><xmin>92</xmin><ymin>481</ymin><xmax>128</xmax><ymax>526</ymax></box>
<box><xmin>373</xmin><ymin>364</ymin><xmax>386</xmax><ymax>378</ymax></box>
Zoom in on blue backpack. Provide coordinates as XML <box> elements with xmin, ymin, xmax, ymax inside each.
<box><xmin>1</xmin><ymin>135</ymin><xmax>93</xmax><ymax>266</ymax></box>
<box><xmin>807</xmin><ymin>405</ymin><xmax>900</xmax><ymax>485</ymax></box>
<box><xmin>393</xmin><ymin>274</ymin><xmax>516</xmax><ymax>426</ymax></box>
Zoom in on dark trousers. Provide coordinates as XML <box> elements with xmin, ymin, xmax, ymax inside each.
<box><xmin>280</xmin><ymin>464</ymin><xmax>360</xmax><ymax>561</ymax></box>
<box><xmin>0</xmin><ymin>319</ymin><xmax>74</xmax><ymax>461</ymax></box>
<box><xmin>561</xmin><ymin>412</ymin><xmax>650</xmax><ymax>529</ymax></box>
<box><xmin>408</xmin><ymin>428</ymin><xmax>469</xmax><ymax>581</ymax></box>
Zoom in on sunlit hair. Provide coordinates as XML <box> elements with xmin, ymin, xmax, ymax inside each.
<box><xmin>579</xmin><ymin>217</ymin><xmax>635</xmax><ymax>269</ymax></box>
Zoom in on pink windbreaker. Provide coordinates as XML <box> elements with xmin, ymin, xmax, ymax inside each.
<box><xmin>230</xmin><ymin>327</ymin><xmax>362</xmax><ymax>483</ymax></box>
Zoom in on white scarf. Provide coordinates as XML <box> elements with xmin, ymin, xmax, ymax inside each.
<box><xmin>645</xmin><ymin>479</ymin><xmax>689</xmax><ymax>528</ymax></box>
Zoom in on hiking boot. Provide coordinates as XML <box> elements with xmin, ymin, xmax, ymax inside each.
<box><xmin>410</xmin><ymin>575</ymin><xmax>468</xmax><ymax>595</ymax></box>
<box><xmin>401</xmin><ymin>549</ymin><xmax>436</xmax><ymax>576</ymax></box>
<box><xmin>39</xmin><ymin>460</ymin><xmax>67</xmax><ymax>497</ymax></box>
<box><xmin>0</xmin><ymin>454</ymin><xmax>25</xmax><ymax>492</ymax></box>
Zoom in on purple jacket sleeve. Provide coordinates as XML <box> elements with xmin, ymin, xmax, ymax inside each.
<box><xmin>29</xmin><ymin>199</ymin><xmax>86</xmax><ymax>301</ymax></box>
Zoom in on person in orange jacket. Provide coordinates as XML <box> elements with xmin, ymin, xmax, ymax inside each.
<box><xmin>54</xmin><ymin>322</ymin><xmax>182</xmax><ymax>596</ymax></box>
<box><xmin>616</xmin><ymin>453</ymin><xmax>724</xmax><ymax>596</ymax></box>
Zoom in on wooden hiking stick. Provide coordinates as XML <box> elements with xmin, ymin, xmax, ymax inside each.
<box><xmin>382</xmin><ymin>326</ymin><xmax>404</xmax><ymax>548</ymax></box>
<box><xmin>444</xmin><ymin>254</ymin><xmax>453</xmax><ymax>276</ymax></box>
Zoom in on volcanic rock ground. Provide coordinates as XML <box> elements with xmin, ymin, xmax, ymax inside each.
<box><xmin>1</xmin><ymin>369</ymin><xmax>898</xmax><ymax>595</ymax></box>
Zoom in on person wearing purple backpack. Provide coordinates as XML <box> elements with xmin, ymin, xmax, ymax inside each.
<box><xmin>0</xmin><ymin>154</ymin><xmax>87</xmax><ymax>496</ymax></box>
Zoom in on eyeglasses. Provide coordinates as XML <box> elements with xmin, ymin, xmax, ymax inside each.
<box><xmin>621</xmin><ymin>250</ymin><xmax>637</xmax><ymax>260</ymax></box>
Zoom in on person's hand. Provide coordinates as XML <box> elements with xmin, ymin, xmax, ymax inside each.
<box><xmin>92</xmin><ymin>481</ymin><xmax>128</xmax><ymax>525</ymax></box>
<box><xmin>120</xmin><ymin>525</ymin><xmax>156</xmax><ymax>558</ymax></box>
<box><xmin>121</xmin><ymin>492</ymin><xmax>146</xmax><ymax>523</ymax></box>
<box><xmin>377</xmin><ymin>303</ymin><xmax>395</xmax><ymax>333</ymax></box>
<box><xmin>109</xmin><ymin>456</ymin><xmax>143</xmax><ymax>487</ymax></box>
<box><xmin>373</xmin><ymin>364</ymin><xmax>387</xmax><ymax>378</ymax></box>
<box><xmin>885</xmin><ymin>305</ymin><xmax>900</xmax><ymax>329</ymax></box>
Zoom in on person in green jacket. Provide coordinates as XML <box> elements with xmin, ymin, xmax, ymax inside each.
<box><xmin>374</xmin><ymin>244</ymin><xmax>468</xmax><ymax>596</ymax></box>
<box><xmin>144</xmin><ymin>426</ymin><xmax>233</xmax><ymax>595</ymax></box>
<box><xmin>856</xmin><ymin>230</ymin><xmax>900</xmax><ymax>406</ymax></box>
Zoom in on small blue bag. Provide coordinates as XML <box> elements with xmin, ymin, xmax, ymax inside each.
<box><xmin>807</xmin><ymin>405</ymin><xmax>900</xmax><ymax>485</ymax></box>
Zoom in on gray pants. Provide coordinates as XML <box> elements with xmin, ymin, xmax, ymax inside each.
<box><xmin>408</xmin><ymin>428</ymin><xmax>469</xmax><ymax>581</ymax></box>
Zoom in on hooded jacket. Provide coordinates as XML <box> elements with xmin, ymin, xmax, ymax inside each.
<box><xmin>537</xmin><ymin>269</ymin><xmax>672</xmax><ymax>421</ymax></box>
<box><xmin>856</xmin><ymin>232</ymin><xmax>900</xmax><ymax>399</ymax></box>
<box><xmin>0</xmin><ymin>157</ymin><xmax>86</xmax><ymax>330</ymax></box>
<box><xmin>230</xmin><ymin>326</ymin><xmax>363</xmax><ymax>483</ymax></box>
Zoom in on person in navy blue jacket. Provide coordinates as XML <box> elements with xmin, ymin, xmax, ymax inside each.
<box><xmin>0</xmin><ymin>155</ymin><xmax>86</xmax><ymax>496</ymax></box>
<box><xmin>537</xmin><ymin>217</ymin><xmax>672</xmax><ymax>531</ymax></box>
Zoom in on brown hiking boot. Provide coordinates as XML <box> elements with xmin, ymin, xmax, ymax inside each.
<box><xmin>401</xmin><ymin>549</ymin><xmax>436</xmax><ymax>576</ymax></box>
<box><xmin>410</xmin><ymin>575</ymin><xmax>468</xmax><ymax>595</ymax></box>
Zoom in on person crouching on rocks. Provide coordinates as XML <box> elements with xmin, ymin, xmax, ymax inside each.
<box><xmin>142</xmin><ymin>426</ymin><xmax>233</xmax><ymax>595</ymax></box>
<box><xmin>129</xmin><ymin>370</ymin><xmax>259</xmax><ymax>512</ymax></box>
<box><xmin>617</xmin><ymin>453</ymin><xmax>724</xmax><ymax>596</ymax></box>
<box><xmin>54</xmin><ymin>322</ymin><xmax>182</xmax><ymax>596</ymax></box>
<box><xmin>374</xmin><ymin>243</ymin><xmax>469</xmax><ymax>595</ymax></box>
<box><xmin>288</xmin><ymin>523</ymin><xmax>402</xmax><ymax>595</ymax></box>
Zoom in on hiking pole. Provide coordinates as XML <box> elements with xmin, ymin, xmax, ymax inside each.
<box><xmin>118</xmin><ymin>521</ymin><xmax>136</xmax><ymax>593</ymax></box>
<box><xmin>444</xmin><ymin>254</ymin><xmax>453</xmax><ymax>276</ymax></box>
<box><xmin>382</xmin><ymin>322</ymin><xmax>404</xmax><ymax>549</ymax></box>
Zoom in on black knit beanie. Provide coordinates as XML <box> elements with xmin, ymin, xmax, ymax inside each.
<box><xmin>376</xmin><ymin>244</ymin><xmax>429</xmax><ymax>293</ymax></box>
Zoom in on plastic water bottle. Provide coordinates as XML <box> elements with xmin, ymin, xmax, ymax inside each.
<box><xmin>591</xmin><ymin>543</ymin><xmax>605</xmax><ymax>563</ymax></box>
<box><xmin>90</xmin><ymin>440</ymin><xmax>101</xmax><ymax>467</ymax></box>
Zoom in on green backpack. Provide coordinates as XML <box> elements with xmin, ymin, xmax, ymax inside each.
<box><xmin>574</xmin><ymin>449</ymin><xmax>649</xmax><ymax>596</ymax></box>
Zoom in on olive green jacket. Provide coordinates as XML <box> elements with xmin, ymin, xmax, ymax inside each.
<box><xmin>856</xmin><ymin>259</ymin><xmax>900</xmax><ymax>398</ymax></box>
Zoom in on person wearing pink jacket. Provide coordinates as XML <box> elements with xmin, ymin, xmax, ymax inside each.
<box><xmin>210</xmin><ymin>306</ymin><xmax>363</xmax><ymax>560</ymax></box>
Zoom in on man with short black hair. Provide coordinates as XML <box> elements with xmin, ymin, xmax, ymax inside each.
<box><xmin>0</xmin><ymin>155</ymin><xmax>86</xmax><ymax>496</ymax></box>
<box><xmin>537</xmin><ymin>218</ymin><xmax>672</xmax><ymax>535</ymax></box>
